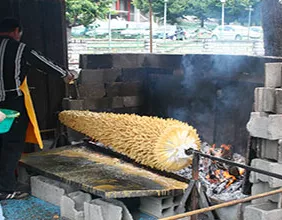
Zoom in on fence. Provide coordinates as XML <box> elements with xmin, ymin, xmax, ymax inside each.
<box><xmin>68</xmin><ymin>38</ymin><xmax>264</xmax><ymax>68</ymax></box>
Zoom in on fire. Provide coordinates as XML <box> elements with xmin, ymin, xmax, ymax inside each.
<box><xmin>205</xmin><ymin>144</ymin><xmax>245</xmax><ymax>190</ymax></box>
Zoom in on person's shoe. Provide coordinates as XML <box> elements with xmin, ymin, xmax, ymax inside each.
<box><xmin>0</xmin><ymin>191</ymin><xmax>29</xmax><ymax>200</ymax></box>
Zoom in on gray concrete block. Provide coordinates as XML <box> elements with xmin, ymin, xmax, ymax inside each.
<box><xmin>275</xmin><ymin>89</ymin><xmax>282</xmax><ymax>114</ymax></box>
<box><xmin>264</xmin><ymin>63</ymin><xmax>282</xmax><ymax>88</ymax></box>
<box><xmin>139</xmin><ymin>195</ymin><xmax>183</xmax><ymax>218</ymax></box>
<box><xmin>62</xmin><ymin>98</ymin><xmax>84</xmax><ymax>110</ymax></box>
<box><xmin>105</xmin><ymin>82</ymin><xmax>143</xmax><ymax>97</ymax></box>
<box><xmin>251</xmin><ymin>182</ymin><xmax>280</xmax><ymax>204</ymax></box>
<box><xmin>79</xmin><ymin>69</ymin><xmax>121</xmax><ymax>84</ymax></box>
<box><xmin>60</xmin><ymin>191</ymin><xmax>92</xmax><ymax>220</ymax></box>
<box><xmin>250</xmin><ymin>159</ymin><xmax>282</xmax><ymax>188</ymax></box>
<box><xmin>123</xmin><ymin>96</ymin><xmax>143</xmax><ymax>107</ymax></box>
<box><xmin>247</xmin><ymin>112</ymin><xmax>282</xmax><ymax>140</ymax></box>
<box><xmin>104</xmin><ymin>198</ymin><xmax>133</xmax><ymax>220</ymax></box>
<box><xmin>78</xmin><ymin>84</ymin><xmax>105</xmax><ymax>99</ymax></box>
<box><xmin>259</xmin><ymin>139</ymin><xmax>282</xmax><ymax>163</ymax></box>
<box><xmin>84</xmin><ymin>201</ymin><xmax>103</xmax><ymax>220</ymax></box>
<box><xmin>112</xmin><ymin>54</ymin><xmax>145</xmax><ymax>68</ymax></box>
<box><xmin>31</xmin><ymin>176</ymin><xmax>78</xmax><ymax>206</ymax></box>
<box><xmin>244</xmin><ymin>202</ymin><xmax>282</xmax><ymax>220</ymax></box>
<box><xmin>246</xmin><ymin>112</ymin><xmax>270</xmax><ymax>139</ymax></box>
<box><xmin>268</xmin><ymin>114</ymin><xmax>282</xmax><ymax>139</ymax></box>
<box><xmin>254</xmin><ymin>87</ymin><xmax>275</xmax><ymax>112</ymax></box>
<box><xmin>84</xmin><ymin>97</ymin><xmax>113</xmax><ymax>110</ymax></box>
<box><xmin>92</xmin><ymin>199</ymin><xmax>122</xmax><ymax>220</ymax></box>
<box><xmin>112</xmin><ymin>97</ymin><xmax>124</xmax><ymax>108</ymax></box>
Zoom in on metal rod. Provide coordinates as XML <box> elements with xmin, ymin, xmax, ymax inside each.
<box><xmin>191</xmin><ymin>153</ymin><xmax>199</xmax><ymax>220</ymax></box>
<box><xmin>185</xmin><ymin>149</ymin><xmax>282</xmax><ymax>180</ymax></box>
<box><xmin>159</xmin><ymin>187</ymin><xmax>282</xmax><ymax>220</ymax></box>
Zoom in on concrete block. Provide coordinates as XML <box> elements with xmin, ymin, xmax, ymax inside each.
<box><xmin>62</xmin><ymin>98</ymin><xmax>84</xmax><ymax>110</ymax></box>
<box><xmin>78</xmin><ymin>84</ymin><xmax>105</xmax><ymax>99</ymax></box>
<box><xmin>60</xmin><ymin>191</ymin><xmax>92</xmax><ymax>220</ymax></box>
<box><xmin>84</xmin><ymin>97</ymin><xmax>113</xmax><ymax>110</ymax></box>
<box><xmin>91</xmin><ymin>199</ymin><xmax>123</xmax><ymax>220</ymax></box>
<box><xmin>251</xmin><ymin>182</ymin><xmax>280</xmax><ymax>204</ymax></box>
<box><xmin>112</xmin><ymin>54</ymin><xmax>145</xmax><ymax>68</ymax></box>
<box><xmin>259</xmin><ymin>139</ymin><xmax>282</xmax><ymax>163</ymax></box>
<box><xmin>254</xmin><ymin>87</ymin><xmax>275</xmax><ymax>112</ymax></box>
<box><xmin>247</xmin><ymin>112</ymin><xmax>282</xmax><ymax>140</ymax></box>
<box><xmin>250</xmin><ymin>159</ymin><xmax>282</xmax><ymax>188</ymax></box>
<box><xmin>269</xmin><ymin>114</ymin><xmax>282</xmax><ymax>139</ymax></box>
<box><xmin>244</xmin><ymin>202</ymin><xmax>282</xmax><ymax>220</ymax></box>
<box><xmin>264</xmin><ymin>63</ymin><xmax>282</xmax><ymax>88</ymax></box>
<box><xmin>104</xmin><ymin>198</ymin><xmax>134</xmax><ymax>220</ymax></box>
<box><xmin>123</xmin><ymin>96</ymin><xmax>143</xmax><ymax>107</ymax></box>
<box><xmin>143</xmin><ymin>54</ymin><xmax>182</xmax><ymax>69</ymax></box>
<box><xmin>275</xmin><ymin>89</ymin><xmax>282</xmax><ymax>114</ymax></box>
<box><xmin>139</xmin><ymin>195</ymin><xmax>183</xmax><ymax>218</ymax></box>
<box><xmin>105</xmin><ymin>82</ymin><xmax>143</xmax><ymax>97</ymax></box>
<box><xmin>112</xmin><ymin>97</ymin><xmax>124</xmax><ymax>109</ymax></box>
<box><xmin>31</xmin><ymin>176</ymin><xmax>78</xmax><ymax>206</ymax></box>
<box><xmin>79</xmin><ymin>69</ymin><xmax>121</xmax><ymax>84</ymax></box>
<box><xmin>84</xmin><ymin>201</ymin><xmax>103</xmax><ymax>220</ymax></box>
<box><xmin>85</xmin><ymin>198</ymin><xmax>133</xmax><ymax>220</ymax></box>
<box><xmin>246</xmin><ymin>112</ymin><xmax>270</xmax><ymax>139</ymax></box>
<box><xmin>79</xmin><ymin>54</ymin><xmax>113</xmax><ymax>69</ymax></box>
<box><xmin>120</xmin><ymin>68</ymin><xmax>147</xmax><ymax>82</ymax></box>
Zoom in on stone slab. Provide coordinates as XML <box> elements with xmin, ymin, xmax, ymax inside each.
<box><xmin>20</xmin><ymin>146</ymin><xmax>188</xmax><ymax>199</ymax></box>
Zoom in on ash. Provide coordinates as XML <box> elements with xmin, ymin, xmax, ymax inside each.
<box><xmin>175</xmin><ymin>143</ymin><xmax>248</xmax><ymax>201</ymax></box>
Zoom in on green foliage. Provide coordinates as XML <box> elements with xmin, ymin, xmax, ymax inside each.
<box><xmin>66</xmin><ymin>0</ymin><xmax>113</xmax><ymax>27</ymax></box>
<box><xmin>133</xmin><ymin>0</ymin><xmax>261</xmax><ymax>26</ymax></box>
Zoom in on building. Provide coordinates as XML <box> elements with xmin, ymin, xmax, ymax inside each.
<box><xmin>114</xmin><ymin>0</ymin><xmax>144</xmax><ymax>22</ymax></box>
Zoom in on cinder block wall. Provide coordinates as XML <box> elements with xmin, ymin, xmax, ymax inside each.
<box><xmin>65</xmin><ymin>53</ymin><xmax>282</xmax><ymax>154</ymax></box>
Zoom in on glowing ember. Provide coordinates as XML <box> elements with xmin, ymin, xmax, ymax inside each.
<box><xmin>176</xmin><ymin>142</ymin><xmax>247</xmax><ymax>201</ymax></box>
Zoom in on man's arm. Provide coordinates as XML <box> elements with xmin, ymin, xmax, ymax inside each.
<box><xmin>23</xmin><ymin>46</ymin><xmax>71</xmax><ymax>79</ymax></box>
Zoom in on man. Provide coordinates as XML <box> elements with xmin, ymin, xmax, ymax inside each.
<box><xmin>0</xmin><ymin>17</ymin><xmax>75</xmax><ymax>200</ymax></box>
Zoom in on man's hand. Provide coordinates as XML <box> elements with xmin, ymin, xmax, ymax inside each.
<box><xmin>63</xmin><ymin>70</ymin><xmax>79</xmax><ymax>84</ymax></box>
<box><xmin>63</xmin><ymin>73</ymin><xmax>74</xmax><ymax>84</ymax></box>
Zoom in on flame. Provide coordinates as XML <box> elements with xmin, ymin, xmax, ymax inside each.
<box><xmin>205</xmin><ymin>144</ymin><xmax>244</xmax><ymax>189</ymax></box>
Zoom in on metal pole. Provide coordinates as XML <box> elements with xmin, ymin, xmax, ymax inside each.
<box><xmin>247</xmin><ymin>5</ymin><xmax>252</xmax><ymax>40</ymax></box>
<box><xmin>185</xmin><ymin>149</ymin><xmax>282</xmax><ymax>180</ymax></box>
<box><xmin>149</xmin><ymin>0</ymin><xmax>153</xmax><ymax>53</ymax></box>
<box><xmin>221</xmin><ymin>3</ymin><xmax>224</xmax><ymax>29</ymax></box>
<box><xmin>108</xmin><ymin>12</ymin><xmax>112</xmax><ymax>51</ymax></box>
<box><xmin>163</xmin><ymin>0</ymin><xmax>167</xmax><ymax>41</ymax></box>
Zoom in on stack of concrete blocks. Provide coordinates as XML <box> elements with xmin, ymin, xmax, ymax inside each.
<box><xmin>139</xmin><ymin>194</ymin><xmax>188</xmax><ymax>219</ymax></box>
<box><xmin>245</xmin><ymin>63</ymin><xmax>282</xmax><ymax>220</ymax></box>
<box><xmin>30</xmin><ymin>175</ymin><xmax>134</xmax><ymax>220</ymax></box>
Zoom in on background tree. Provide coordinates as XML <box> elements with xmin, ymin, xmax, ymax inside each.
<box><xmin>65</xmin><ymin>0</ymin><xmax>113</xmax><ymax>28</ymax></box>
<box><xmin>133</xmin><ymin>0</ymin><xmax>261</xmax><ymax>27</ymax></box>
<box><xmin>262</xmin><ymin>0</ymin><xmax>282</xmax><ymax>56</ymax></box>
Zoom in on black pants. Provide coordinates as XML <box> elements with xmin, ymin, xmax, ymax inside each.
<box><xmin>0</xmin><ymin>95</ymin><xmax>29</xmax><ymax>192</ymax></box>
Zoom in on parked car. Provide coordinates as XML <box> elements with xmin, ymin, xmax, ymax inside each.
<box><xmin>211</xmin><ymin>25</ymin><xmax>248</xmax><ymax>40</ymax></box>
<box><xmin>189</xmin><ymin>27</ymin><xmax>212</xmax><ymax>39</ymax></box>
<box><xmin>71</xmin><ymin>25</ymin><xmax>87</xmax><ymax>37</ymax></box>
<box><xmin>249</xmin><ymin>26</ymin><xmax>263</xmax><ymax>40</ymax></box>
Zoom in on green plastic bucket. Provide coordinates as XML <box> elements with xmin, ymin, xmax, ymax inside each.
<box><xmin>0</xmin><ymin>109</ymin><xmax>20</xmax><ymax>134</ymax></box>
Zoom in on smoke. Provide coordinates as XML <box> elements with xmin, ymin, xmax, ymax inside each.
<box><xmin>165</xmin><ymin>55</ymin><xmax>254</xmax><ymax>150</ymax></box>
